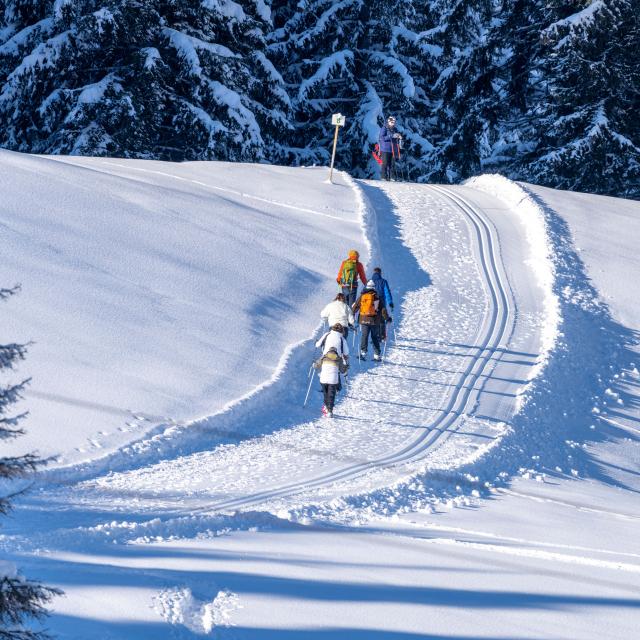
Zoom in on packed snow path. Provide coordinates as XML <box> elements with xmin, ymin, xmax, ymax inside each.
<box><xmin>38</xmin><ymin>181</ymin><xmax>548</xmax><ymax>523</ymax></box>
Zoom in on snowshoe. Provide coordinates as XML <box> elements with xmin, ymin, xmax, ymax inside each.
<box><xmin>373</xmin><ymin>353</ymin><xmax>382</xmax><ymax>362</ymax></box>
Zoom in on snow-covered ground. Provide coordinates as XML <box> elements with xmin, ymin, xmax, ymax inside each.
<box><xmin>1</xmin><ymin>153</ymin><xmax>639</xmax><ymax>639</ymax></box>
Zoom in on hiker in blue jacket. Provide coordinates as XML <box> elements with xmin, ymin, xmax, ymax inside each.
<box><xmin>378</xmin><ymin>116</ymin><xmax>402</xmax><ymax>181</ymax></box>
<box><xmin>371</xmin><ymin>267</ymin><xmax>394</xmax><ymax>340</ymax></box>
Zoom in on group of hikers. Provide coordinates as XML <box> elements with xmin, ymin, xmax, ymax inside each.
<box><xmin>306</xmin><ymin>116</ymin><xmax>402</xmax><ymax>418</ymax></box>
<box><xmin>311</xmin><ymin>249</ymin><xmax>394</xmax><ymax>418</ymax></box>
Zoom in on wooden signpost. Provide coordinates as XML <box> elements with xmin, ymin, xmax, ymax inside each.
<box><xmin>328</xmin><ymin>113</ymin><xmax>346</xmax><ymax>183</ymax></box>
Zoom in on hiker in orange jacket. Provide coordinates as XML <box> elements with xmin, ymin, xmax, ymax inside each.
<box><xmin>336</xmin><ymin>249</ymin><xmax>367</xmax><ymax>308</ymax></box>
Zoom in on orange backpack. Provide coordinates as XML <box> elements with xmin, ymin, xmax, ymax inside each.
<box><xmin>360</xmin><ymin>291</ymin><xmax>378</xmax><ymax>316</ymax></box>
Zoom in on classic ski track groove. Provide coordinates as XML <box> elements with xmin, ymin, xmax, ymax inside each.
<box><xmin>190</xmin><ymin>184</ymin><xmax>515</xmax><ymax>515</ymax></box>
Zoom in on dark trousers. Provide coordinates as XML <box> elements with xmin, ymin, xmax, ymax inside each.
<box><xmin>342</xmin><ymin>286</ymin><xmax>358</xmax><ymax>308</ymax></box>
<box><xmin>322</xmin><ymin>383</ymin><xmax>338</xmax><ymax>412</ymax></box>
<box><xmin>360</xmin><ymin>323</ymin><xmax>381</xmax><ymax>356</ymax></box>
<box><xmin>381</xmin><ymin>152</ymin><xmax>395</xmax><ymax>180</ymax></box>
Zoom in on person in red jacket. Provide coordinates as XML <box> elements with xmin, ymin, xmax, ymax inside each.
<box><xmin>336</xmin><ymin>249</ymin><xmax>367</xmax><ymax>307</ymax></box>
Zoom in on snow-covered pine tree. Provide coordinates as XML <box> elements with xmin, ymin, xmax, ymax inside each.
<box><xmin>418</xmin><ymin>0</ymin><xmax>501</xmax><ymax>183</ymax></box>
<box><xmin>0</xmin><ymin>0</ymin><xmax>291</xmax><ymax>162</ymax></box>
<box><xmin>472</xmin><ymin>0</ymin><xmax>555</xmax><ymax>175</ymax></box>
<box><xmin>0</xmin><ymin>285</ymin><xmax>59</xmax><ymax>640</ymax></box>
<box><xmin>526</xmin><ymin>0</ymin><xmax>640</xmax><ymax>198</ymax></box>
<box><xmin>268</xmin><ymin>0</ymin><xmax>437</xmax><ymax>178</ymax></box>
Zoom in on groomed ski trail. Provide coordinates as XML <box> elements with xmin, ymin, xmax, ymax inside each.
<box><xmin>31</xmin><ymin>180</ymin><xmax>550</xmax><ymax>528</ymax></box>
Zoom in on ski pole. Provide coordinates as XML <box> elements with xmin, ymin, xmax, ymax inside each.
<box><xmin>382</xmin><ymin>334</ymin><xmax>388</xmax><ymax>361</ymax></box>
<box><xmin>303</xmin><ymin>369</ymin><xmax>316</xmax><ymax>407</ymax></box>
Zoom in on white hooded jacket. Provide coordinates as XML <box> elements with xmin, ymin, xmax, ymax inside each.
<box><xmin>320</xmin><ymin>300</ymin><xmax>355</xmax><ymax>328</ymax></box>
<box><xmin>315</xmin><ymin>329</ymin><xmax>349</xmax><ymax>357</ymax></box>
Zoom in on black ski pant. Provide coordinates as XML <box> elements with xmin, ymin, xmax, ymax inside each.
<box><xmin>341</xmin><ymin>286</ymin><xmax>358</xmax><ymax>308</ymax></box>
<box><xmin>381</xmin><ymin>152</ymin><xmax>395</xmax><ymax>181</ymax></box>
<box><xmin>360</xmin><ymin>323</ymin><xmax>381</xmax><ymax>356</ymax></box>
<box><xmin>322</xmin><ymin>383</ymin><xmax>338</xmax><ymax>412</ymax></box>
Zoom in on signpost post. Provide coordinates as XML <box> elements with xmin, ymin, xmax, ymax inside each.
<box><xmin>328</xmin><ymin>113</ymin><xmax>346</xmax><ymax>183</ymax></box>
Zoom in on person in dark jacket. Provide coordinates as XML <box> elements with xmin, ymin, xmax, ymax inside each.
<box><xmin>353</xmin><ymin>280</ymin><xmax>389</xmax><ymax>361</ymax></box>
<box><xmin>378</xmin><ymin>116</ymin><xmax>402</xmax><ymax>181</ymax></box>
<box><xmin>371</xmin><ymin>267</ymin><xmax>394</xmax><ymax>340</ymax></box>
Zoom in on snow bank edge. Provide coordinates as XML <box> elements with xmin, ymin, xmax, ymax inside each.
<box><xmin>464</xmin><ymin>174</ymin><xmax>561</xmax><ymax>381</ymax></box>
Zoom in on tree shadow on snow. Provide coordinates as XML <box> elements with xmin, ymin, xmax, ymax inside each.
<box><xmin>25</xmin><ymin>545</ymin><xmax>640</xmax><ymax>640</ymax></box>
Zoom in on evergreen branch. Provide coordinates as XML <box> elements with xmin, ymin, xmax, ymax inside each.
<box><xmin>0</xmin><ymin>286</ymin><xmax>20</xmax><ymax>301</ymax></box>
<box><xmin>0</xmin><ymin>576</ymin><xmax>62</xmax><ymax>636</ymax></box>
<box><xmin>0</xmin><ymin>454</ymin><xmax>43</xmax><ymax>480</ymax></box>
<box><xmin>0</xmin><ymin>381</ymin><xmax>31</xmax><ymax>416</ymax></box>
<box><xmin>0</xmin><ymin>344</ymin><xmax>29</xmax><ymax>370</ymax></box>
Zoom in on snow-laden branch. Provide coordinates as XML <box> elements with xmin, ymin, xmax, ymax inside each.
<box><xmin>0</xmin><ymin>30</ymin><xmax>71</xmax><ymax>106</ymax></box>
<box><xmin>297</xmin><ymin>49</ymin><xmax>354</xmax><ymax>103</ymax></box>
<box><xmin>295</xmin><ymin>0</ymin><xmax>355</xmax><ymax>48</ymax></box>
<box><xmin>208</xmin><ymin>79</ymin><xmax>263</xmax><ymax>146</ymax></box>
<box><xmin>0</xmin><ymin>18</ymin><xmax>53</xmax><ymax>57</ymax></box>
<box><xmin>253</xmin><ymin>51</ymin><xmax>291</xmax><ymax>107</ymax></box>
<box><xmin>391</xmin><ymin>24</ymin><xmax>443</xmax><ymax>58</ymax></box>
<box><xmin>368</xmin><ymin>52</ymin><xmax>415</xmax><ymax>98</ymax></box>
<box><xmin>543</xmin><ymin>0</ymin><xmax>606</xmax><ymax>43</ymax></box>
<box><xmin>163</xmin><ymin>27</ymin><xmax>238</xmax><ymax>77</ymax></box>
<box><xmin>358</xmin><ymin>81</ymin><xmax>383</xmax><ymax>147</ymax></box>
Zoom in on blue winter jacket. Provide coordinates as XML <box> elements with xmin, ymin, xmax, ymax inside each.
<box><xmin>371</xmin><ymin>272</ymin><xmax>393</xmax><ymax>308</ymax></box>
<box><xmin>378</xmin><ymin>125</ymin><xmax>400</xmax><ymax>154</ymax></box>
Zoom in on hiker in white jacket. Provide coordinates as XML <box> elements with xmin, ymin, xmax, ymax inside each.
<box><xmin>320</xmin><ymin>293</ymin><xmax>355</xmax><ymax>338</ymax></box>
<box><xmin>316</xmin><ymin>347</ymin><xmax>348</xmax><ymax>418</ymax></box>
<box><xmin>315</xmin><ymin>324</ymin><xmax>350</xmax><ymax>360</ymax></box>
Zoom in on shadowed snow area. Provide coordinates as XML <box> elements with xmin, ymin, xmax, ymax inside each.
<box><xmin>2</xmin><ymin>156</ymin><xmax>640</xmax><ymax>639</ymax></box>
<box><xmin>0</xmin><ymin>151</ymin><xmax>364</xmax><ymax>466</ymax></box>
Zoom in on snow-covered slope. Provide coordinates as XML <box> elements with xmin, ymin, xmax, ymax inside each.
<box><xmin>2</xmin><ymin>154</ymin><xmax>640</xmax><ymax>640</ymax></box>
<box><xmin>0</xmin><ymin>151</ymin><xmax>364</xmax><ymax>466</ymax></box>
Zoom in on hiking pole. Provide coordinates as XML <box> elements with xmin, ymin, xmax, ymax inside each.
<box><xmin>303</xmin><ymin>368</ymin><xmax>316</xmax><ymax>407</ymax></box>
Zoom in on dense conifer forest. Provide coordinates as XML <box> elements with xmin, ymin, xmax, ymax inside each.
<box><xmin>1</xmin><ymin>0</ymin><xmax>638</xmax><ymax>197</ymax></box>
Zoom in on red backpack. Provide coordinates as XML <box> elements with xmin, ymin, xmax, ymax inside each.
<box><xmin>372</xmin><ymin>143</ymin><xmax>382</xmax><ymax>166</ymax></box>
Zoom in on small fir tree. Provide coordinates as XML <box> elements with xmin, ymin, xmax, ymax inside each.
<box><xmin>0</xmin><ymin>285</ymin><xmax>60</xmax><ymax>640</ymax></box>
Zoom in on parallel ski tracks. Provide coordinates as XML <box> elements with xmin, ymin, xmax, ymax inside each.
<box><xmin>190</xmin><ymin>184</ymin><xmax>515</xmax><ymax>515</ymax></box>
